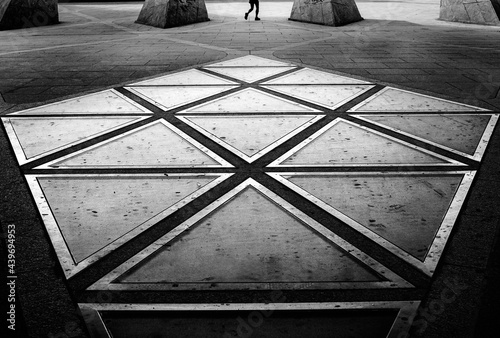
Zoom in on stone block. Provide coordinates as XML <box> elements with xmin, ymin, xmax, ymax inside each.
<box><xmin>0</xmin><ymin>0</ymin><xmax>59</xmax><ymax>30</ymax></box>
<box><xmin>322</xmin><ymin>1</ymin><xmax>335</xmax><ymax>26</ymax></box>
<box><xmin>289</xmin><ymin>0</ymin><xmax>363</xmax><ymax>27</ymax></box>
<box><xmin>136</xmin><ymin>0</ymin><xmax>209</xmax><ymax>29</ymax></box>
<box><xmin>464</xmin><ymin>2</ymin><xmax>487</xmax><ymax>24</ymax></box>
<box><xmin>439</xmin><ymin>0</ymin><xmax>500</xmax><ymax>25</ymax></box>
<box><xmin>481</xmin><ymin>0</ymin><xmax>500</xmax><ymax>23</ymax></box>
<box><xmin>446</xmin><ymin>4</ymin><xmax>472</xmax><ymax>22</ymax></box>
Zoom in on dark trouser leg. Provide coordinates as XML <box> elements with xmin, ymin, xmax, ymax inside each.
<box><xmin>255</xmin><ymin>2</ymin><xmax>259</xmax><ymax>17</ymax></box>
<box><xmin>247</xmin><ymin>3</ymin><xmax>254</xmax><ymax>14</ymax></box>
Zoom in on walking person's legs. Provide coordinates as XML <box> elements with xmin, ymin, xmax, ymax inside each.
<box><xmin>255</xmin><ymin>1</ymin><xmax>260</xmax><ymax>20</ymax></box>
<box><xmin>245</xmin><ymin>3</ymin><xmax>255</xmax><ymax>20</ymax></box>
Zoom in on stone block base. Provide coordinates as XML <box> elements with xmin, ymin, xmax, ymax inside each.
<box><xmin>289</xmin><ymin>0</ymin><xmax>363</xmax><ymax>27</ymax></box>
<box><xmin>136</xmin><ymin>0</ymin><xmax>209</xmax><ymax>29</ymax></box>
<box><xmin>439</xmin><ymin>0</ymin><xmax>500</xmax><ymax>26</ymax></box>
<box><xmin>0</xmin><ymin>0</ymin><xmax>59</xmax><ymax>30</ymax></box>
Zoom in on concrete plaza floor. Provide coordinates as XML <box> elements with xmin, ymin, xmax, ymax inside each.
<box><xmin>1</xmin><ymin>1</ymin><xmax>499</xmax><ymax>338</ymax></box>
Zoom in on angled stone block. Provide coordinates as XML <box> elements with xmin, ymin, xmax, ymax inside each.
<box><xmin>440</xmin><ymin>4</ymin><xmax>470</xmax><ymax>22</ymax></box>
<box><xmin>289</xmin><ymin>0</ymin><xmax>363</xmax><ymax>27</ymax></box>
<box><xmin>136</xmin><ymin>0</ymin><xmax>209</xmax><ymax>29</ymax></box>
<box><xmin>465</xmin><ymin>2</ymin><xmax>487</xmax><ymax>25</ymax></box>
<box><xmin>0</xmin><ymin>0</ymin><xmax>58</xmax><ymax>30</ymax></box>
<box><xmin>439</xmin><ymin>0</ymin><xmax>500</xmax><ymax>25</ymax></box>
<box><xmin>480</xmin><ymin>0</ymin><xmax>500</xmax><ymax>23</ymax></box>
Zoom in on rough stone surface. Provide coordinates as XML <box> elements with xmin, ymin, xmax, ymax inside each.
<box><xmin>0</xmin><ymin>0</ymin><xmax>59</xmax><ymax>30</ymax></box>
<box><xmin>136</xmin><ymin>0</ymin><xmax>209</xmax><ymax>29</ymax></box>
<box><xmin>439</xmin><ymin>0</ymin><xmax>500</xmax><ymax>25</ymax></box>
<box><xmin>289</xmin><ymin>0</ymin><xmax>363</xmax><ymax>27</ymax></box>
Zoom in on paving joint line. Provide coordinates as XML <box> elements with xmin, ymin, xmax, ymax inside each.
<box><xmin>158</xmin><ymin>35</ymin><xmax>246</xmax><ymax>54</ymax></box>
<box><xmin>0</xmin><ymin>23</ymin><xmax>243</xmax><ymax>57</ymax></box>
<box><xmin>345</xmin><ymin>30</ymin><xmax>500</xmax><ymax>52</ymax></box>
<box><xmin>0</xmin><ymin>37</ymin><xmax>140</xmax><ymax>56</ymax></box>
<box><xmin>58</xmin><ymin>5</ymin><xmax>139</xmax><ymax>34</ymax></box>
<box><xmin>165</xmin><ymin>19</ymin><xmax>245</xmax><ymax>34</ymax></box>
<box><xmin>270</xmin><ymin>35</ymin><xmax>339</xmax><ymax>52</ymax></box>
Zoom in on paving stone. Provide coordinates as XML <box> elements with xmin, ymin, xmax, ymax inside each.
<box><xmin>397</xmin><ymin>82</ymin><xmax>465</xmax><ymax>99</ymax></box>
<box><xmin>473</xmin><ymin>214</ymin><xmax>500</xmax><ymax>337</ymax></box>
<box><xmin>404</xmin><ymin>74</ymin><xmax>478</xmax><ymax>83</ymax></box>
<box><xmin>476</xmin><ymin>127</ymin><xmax>500</xmax><ymax>182</ymax></box>
<box><xmin>383</xmin><ymin>62</ymin><xmax>444</xmax><ymax>69</ymax></box>
<box><xmin>463</xmin><ymin>179</ymin><xmax>500</xmax><ymax>218</ymax></box>
<box><xmin>0</xmin><ymin>178</ymin><xmax>42</xmax><ymax>224</ymax></box>
<box><xmin>330</xmin><ymin>68</ymin><xmax>371</xmax><ymax>76</ymax></box>
<box><xmin>442</xmin><ymin>214</ymin><xmax>499</xmax><ymax>269</ymax></box>
<box><xmin>330</xmin><ymin>62</ymin><xmax>389</xmax><ymax>69</ymax></box>
<box><xmin>27</xmin><ymin>78</ymin><xmax>93</xmax><ymax>87</ymax></box>
<box><xmin>43</xmin><ymin>85</ymin><xmax>98</xmax><ymax>95</ymax></box>
<box><xmin>351</xmin><ymin>58</ymin><xmax>407</xmax><ymax>63</ymax></box>
<box><xmin>366</xmin><ymin>74</ymin><xmax>411</xmax><ymax>83</ymax></box>
<box><xmin>410</xmin><ymin>265</ymin><xmax>486</xmax><ymax>337</ymax></box>
<box><xmin>6</xmin><ymin>86</ymin><xmax>49</xmax><ymax>95</ymax></box>
<box><xmin>2</xmin><ymin>93</ymin><xmax>63</xmax><ymax>104</ymax></box>
<box><xmin>367</xmin><ymin>69</ymin><xmax>429</xmax><ymax>75</ymax></box>
<box><xmin>90</xmin><ymin>77</ymin><xmax>142</xmax><ymax>86</ymax></box>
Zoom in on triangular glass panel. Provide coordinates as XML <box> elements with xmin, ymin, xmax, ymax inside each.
<box><xmin>27</xmin><ymin>174</ymin><xmax>232</xmax><ymax>278</ymax></box>
<box><xmin>1</xmin><ymin>116</ymin><xmax>147</xmax><ymax>165</ymax></box>
<box><xmin>204</xmin><ymin>67</ymin><xmax>296</xmax><ymax>83</ymax></box>
<box><xmin>269</xmin><ymin>119</ymin><xmax>463</xmax><ymax>167</ymax></box>
<box><xmin>10</xmin><ymin>90</ymin><xmax>152</xmax><ymax>115</ymax></box>
<box><xmin>263</xmin><ymin>68</ymin><xmax>370</xmax><ymax>85</ymax></box>
<box><xmin>130</xmin><ymin>69</ymin><xmax>238</xmax><ymax>86</ymax></box>
<box><xmin>207</xmin><ymin>55</ymin><xmax>294</xmax><ymax>67</ymax></box>
<box><xmin>355</xmin><ymin>114</ymin><xmax>499</xmax><ymax>161</ymax></box>
<box><xmin>349</xmin><ymin>87</ymin><xmax>488</xmax><ymax>112</ymax></box>
<box><xmin>125</xmin><ymin>85</ymin><xmax>238</xmax><ymax>111</ymax></box>
<box><xmin>177</xmin><ymin>115</ymin><xmax>323</xmax><ymax>162</ymax></box>
<box><xmin>89</xmin><ymin>179</ymin><xmax>412</xmax><ymax>290</ymax></box>
<box><xmin>184</xmin><ymin>88</ymin><xmax>320</xmax><ymax>114</ymax></box>
<box><xmin>262</xmin><ymin>85</ymin><xmax>374</xmax><ymax>110</ymax></box>
<box><xmin>270</xmin><ymin>171</ymin><xmax>475</xmax><ymax>276</ymax></box>
<box><xmin>36</xmin><ymin>120</ymin><xmax>232</xmax><ymax>169</ymax></box>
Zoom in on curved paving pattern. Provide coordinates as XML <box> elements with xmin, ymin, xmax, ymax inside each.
<box><xmin>2</xmin><ymin>55</ymin><xmax>498</xmax><ymax>338</ymax></box>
